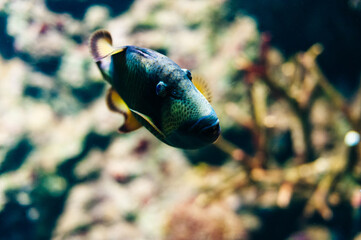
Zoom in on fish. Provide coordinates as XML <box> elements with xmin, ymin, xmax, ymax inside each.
<box><xmin>89</xmin><ymin>29</ymin><xmax>220</xmax><ymax>149</ymax></box>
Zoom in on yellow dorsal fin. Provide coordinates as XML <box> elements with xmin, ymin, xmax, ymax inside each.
<box><xmin>193</xmin><ymin>74</ymin><xmax>212</xmax><ymax>103</ymax></box>
<box><xmin>106</xmin><ymin>88</ymin><xmax>142</xmax><ymax>133</ymax></box>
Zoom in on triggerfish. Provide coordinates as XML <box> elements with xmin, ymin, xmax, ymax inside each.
<box><xmin>89</xmin><ymin>30</ymin><xmax>220</xmax><ymax>149</ymax></box>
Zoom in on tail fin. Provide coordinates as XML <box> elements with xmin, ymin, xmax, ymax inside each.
<box><xmin>89</xmin><ymin>30</ymin><xmax>115</xmax><ymax>61</ymax></box>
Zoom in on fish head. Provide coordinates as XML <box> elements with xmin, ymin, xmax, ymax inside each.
<box><xmin>156</xmin><ymin>69</ymin><xmax>220</xmax><ymax>149</ymax></box>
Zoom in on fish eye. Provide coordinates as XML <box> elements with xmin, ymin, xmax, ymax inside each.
<box><xmin>156</xmin><ymin>81</ymin><xmax>167</xmax><ymax>97</ymax></box>
<box><xmin>186</xmin><ymin>70</ymin><xmax>192</xmax><ymax>81</ymax></box>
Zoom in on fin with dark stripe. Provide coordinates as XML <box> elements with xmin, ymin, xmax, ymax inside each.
<box><xmin>130</xmin><ymin>109</ymin><xmax>166</xmax><ymax>139</ymax></box>
<box><xmin>106</xmin><ymin>88</ymin><xmax>142</xmax><ymax>133</ymax></box>
<box><xmin>89</xmin><ymin>29</ymin><xmax>125</xmax><ymax>61</ymax></box>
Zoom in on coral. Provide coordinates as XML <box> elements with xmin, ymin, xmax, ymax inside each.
<box><xmin>165</xmin><ymin>201</ymin><xmax>245</xmax><ymax>240</ymax></box>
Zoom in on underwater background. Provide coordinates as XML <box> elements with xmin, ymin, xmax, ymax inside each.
<box><xmin>1</xmin><ymin>0</ymin><xmax>361</xmax><ymax>239</ymax></box>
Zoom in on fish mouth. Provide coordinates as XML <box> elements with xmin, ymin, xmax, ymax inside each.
<box><xmin>166</xmin><ymin>114</ymin><xmax>220</xmax><ymax>149</ymax></box>
<box><xmin>198</xmin><ymin>118</ymin><xmax>220</xmax><ymax>142</ymax></box>
<box><xmin>180</xmin><ymin>114</ymin><xmax>221</xmax><ymax>144</ymax></box>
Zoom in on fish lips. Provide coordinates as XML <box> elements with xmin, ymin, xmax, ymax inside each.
<box><xmin>169</xmin><ymin>114</ymin><xmax>220</xmax><ymax>149</ymax></box>
<box><xmin>189</xmin><ymin>116</ymin><xmax>220</xmax><ymax>141</ymax></box>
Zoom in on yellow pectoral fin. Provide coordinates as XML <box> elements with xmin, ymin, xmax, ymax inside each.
<box><xmin>129</xmin><ymin>109</ymin><xmax>166</xmax><ymax>139</ymax></box>
<box><xmin>106</xmin><ymin>88</ymin><xmax>142</xmax><ymax>133</ymax></box>
<box><xmin>192</xmin><ymin>74</ymin><xmax>212</xmax><ymax>103</ymax></box>
<box><xmin>118</xmin><ymin>112</ymin><xmax>142</xmax><ymax>133</ymax></box>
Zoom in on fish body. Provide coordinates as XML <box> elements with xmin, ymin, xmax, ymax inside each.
<box><xmin>90</xmin><ymin>30</ymin><xmax>220</xmax><ymax>149</ymax></box>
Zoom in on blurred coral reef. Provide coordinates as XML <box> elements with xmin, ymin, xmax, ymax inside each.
<box><xmin>1</xmin><ymin>0</ymin><xmax>361</xmax><ymax>240</ymax></box>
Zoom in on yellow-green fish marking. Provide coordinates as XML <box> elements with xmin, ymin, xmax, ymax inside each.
<box><xmin>89</xmin><ymin>30</ymin><xmax>220</xmax><ymax>149</ymax></box>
